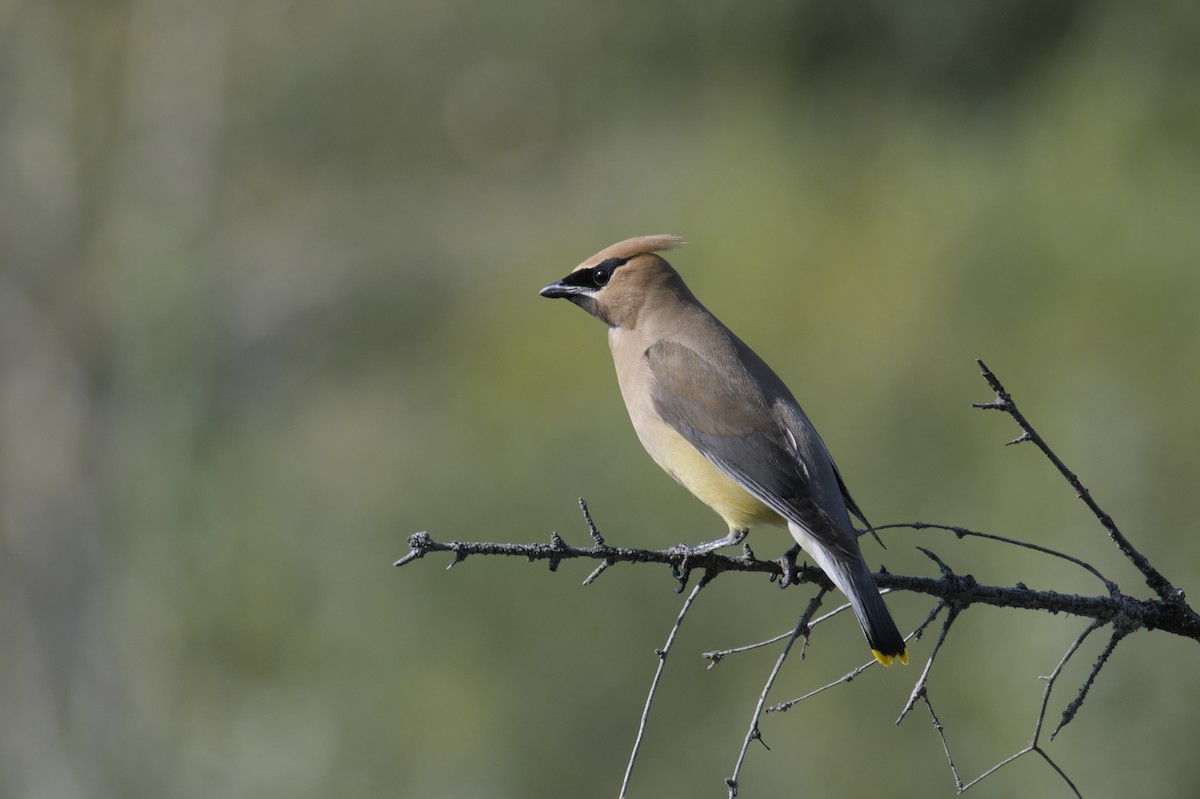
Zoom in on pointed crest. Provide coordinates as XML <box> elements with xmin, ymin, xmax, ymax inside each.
<box><xmin>575</xmin><ymin>235</ymin><xmax>685</xmax><ymax>270</ymax></box>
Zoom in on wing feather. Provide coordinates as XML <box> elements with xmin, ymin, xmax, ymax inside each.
<box><xmin>645</xmin><ymin>339</ymin><xmax>859</xmax><ymax>561</ymax></box>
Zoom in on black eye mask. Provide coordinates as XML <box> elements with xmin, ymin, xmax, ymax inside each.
<box><xmin>559</xmin><ymin>256</ymin><xmax>630</xmax><ymax>290</ymax></box>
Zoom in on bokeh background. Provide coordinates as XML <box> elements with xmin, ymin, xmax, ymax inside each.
<box><xmin>2</xmin><ymin>1</ymin><xmax>1199</xmax><ymax>797</ymax></box>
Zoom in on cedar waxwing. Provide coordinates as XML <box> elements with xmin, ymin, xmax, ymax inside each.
<box><xmin>540</xmin><ymin>235</ymin><xmax>908</xmax><ymax>666</ymax></box>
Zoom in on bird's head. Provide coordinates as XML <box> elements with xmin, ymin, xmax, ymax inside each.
<box><xmin>539</xmin><ymin>235</ymin><xmax>687</xmax><ymax>328</ymax></box>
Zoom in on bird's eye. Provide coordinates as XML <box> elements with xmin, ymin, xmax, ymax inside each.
<box><xmin>593</xmin><ymin>268</ymin><xmax>610</xmax><ymax>287</ymax></box>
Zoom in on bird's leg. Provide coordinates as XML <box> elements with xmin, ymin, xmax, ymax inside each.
<box><xmin>670</xmin><ymin>527</ymin><xmax>748</xmax><ymax>557</ymax></box>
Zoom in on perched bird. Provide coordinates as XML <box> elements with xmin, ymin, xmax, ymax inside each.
<box><xmin>540</xmin><ymin>235</ymin><xmax>907</xmax><ymax>666</ymax></box>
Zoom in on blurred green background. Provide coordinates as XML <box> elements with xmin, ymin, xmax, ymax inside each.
<box><xmin>2</xmin><ymin>1</ymin><xmax>1199</xmax><ymax>797</ymax></box>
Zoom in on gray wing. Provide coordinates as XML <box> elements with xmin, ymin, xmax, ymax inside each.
<box><xmin>645</xmin><ymin>339</ymin><xmax>859</xmax><ymax>561</ymax></box>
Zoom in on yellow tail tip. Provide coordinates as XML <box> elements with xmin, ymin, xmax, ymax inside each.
<box><xmin>872</xmin><ymin>648</ymin><xmax>910</xmax><ymax>667</ymax></box>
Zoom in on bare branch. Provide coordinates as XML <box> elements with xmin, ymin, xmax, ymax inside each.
<box><xmin>396</xmin><ymin>529</ymin><xmax>1200</xmax><ymax>644</ymax></box>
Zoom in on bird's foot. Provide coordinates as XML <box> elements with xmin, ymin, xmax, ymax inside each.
<box><xmin>776</xmin><ymin>543</ymin><xmax>802</xmax><ymax>588</ymax></box>
<box><xmin>668</xmin><ymin>528</ymin><xmax>748</xmax><ymax>558</ymax></box>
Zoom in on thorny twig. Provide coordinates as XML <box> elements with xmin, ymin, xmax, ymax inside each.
<box><xmin>395</xmin><ymin>528</ymin><xmax>1200</xmax><ymax>643</ymax></box>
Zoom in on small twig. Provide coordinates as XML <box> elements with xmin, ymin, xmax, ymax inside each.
<box><xmin>896</xmin><ymin>603</ymin><xmax>961</xmax><ymax>724</ymax></box>
<box><xmin>578</xmin><ymin>497</ymin><xmax>605</xmax><ymax>546</ymax></box>
<box><xmin>703</xmin><ymin>630</ymin><xmax>793</xmax><ymax>669</ymax></box>
<box><xmin>765</xmin><ymin>655</ymin><xmax>876</xmax><ymax>714</ymax></box>
<box><xmin>392</xmin><ymin>534</ymin><xmax>428</xmax><ymax>568</ymax></box>
<box><xmin>973</xmin><ymin>358</ymin><xmax>1182</xmax><ymax>605</ymax></box>
<box><xmin>1051</xmin><ymin>622</ymin><xmax>1129</xmax><ymax>740</ymax></box>
<box><xmin>921</xmin><ymin>694</ymin><xmax>961</xmax><ymax>789</ymax></box>
<box><xmin>1036</xmin><ymin>622</ymin><xmax>1099</xmax><ymax>734</ymax></box>
<box><xmin>620</xmin><ymin>578</ymin><xmax>710</xmax><ymax>799</ymax></box>
<box><xmin>582</xmin><ymin>560</ymin><xmax>612</xmax><ymax>585</ymax></box>
<box><xmin>917</xmin><ymin>546</ymin><xmax>956</xmax><ymax>580</ymax></box>
<box><xmin>876</xmin><ymin>521</ymin><xmax>1115</xmax><ymax>594</ymax></box>
<box><xmin>726</xmin><ymin>590</ymin><xmax>827</xmax><ymax>798</ymax></box>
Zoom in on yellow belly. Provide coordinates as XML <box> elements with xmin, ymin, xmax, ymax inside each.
<box><xmin>652</xmin><ymin>427</ymin><xmax>783</xmax><ymax>531</ymax></box>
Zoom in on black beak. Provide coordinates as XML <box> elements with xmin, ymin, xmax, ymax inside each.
<box><xmin>539</xmin><ymin>279</ymin><xmax>582</xmax><ymax>299</ymax></box>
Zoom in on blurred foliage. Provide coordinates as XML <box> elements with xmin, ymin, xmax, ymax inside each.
<box><xmin>2</xmin><ymin>0</ymin><xmax>1199</xmax><ymax>797</ymax></box>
